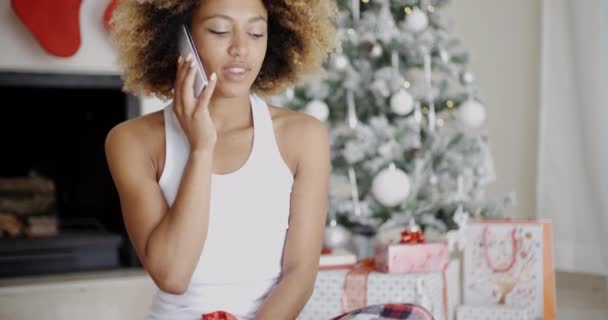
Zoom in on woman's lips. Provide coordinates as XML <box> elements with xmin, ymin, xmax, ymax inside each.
<box><xmin>222</xmin><ymin>67</ymin><xmax>249</xmax><ymax>82</ymax></box>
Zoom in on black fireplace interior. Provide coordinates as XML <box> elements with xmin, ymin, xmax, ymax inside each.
<box><xmin>0</xmin><ymin>72</ymin><xmax>142</xmax><ymax>278</ymax></box>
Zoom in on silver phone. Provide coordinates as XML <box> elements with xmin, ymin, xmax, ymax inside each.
<box><xmin>178</xmin><ymin>24</ymin><xmax>208</xmax><ymax>97</ymax></box>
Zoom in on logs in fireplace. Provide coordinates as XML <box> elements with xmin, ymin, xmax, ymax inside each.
<box><xmin>0</xmin><ymin>72</ymin><xmax>142</xmax><ymax>278</ymax></box>
<box><xmin>0</xmin><ymin>175</ymin><xmax>58</xmax><ymax>238</ymax></box>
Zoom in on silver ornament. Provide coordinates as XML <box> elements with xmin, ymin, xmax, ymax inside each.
<box><xmin>324</xmin><ymin>223</ymin><xmax>352</xmax><ymax>249</ymax></box>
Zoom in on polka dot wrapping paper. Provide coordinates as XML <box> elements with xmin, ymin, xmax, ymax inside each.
<box><xmin>298</xmin><ymin>260</ymin><xmax>460</xmax><ymax>320</ymax></box>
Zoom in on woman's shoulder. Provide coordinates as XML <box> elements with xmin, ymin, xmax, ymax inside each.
<box><xmin>268</xmin><ymin>104</ymin><xmax>328</xmax><ymax>138</ymax></box>
<box><xmin>105</xmin><ymin>109</ymin><xmax>166</xmax><ymax>168</ymax></box>
<box><xmin>267</xmin><ymin>104</ymin><xmax>330</xmax><ymax>152</ymax></box>
<box><xmin>107</xmin><ymin>109</ymin><xmax>165</xmax><ymax>145</ymax></box>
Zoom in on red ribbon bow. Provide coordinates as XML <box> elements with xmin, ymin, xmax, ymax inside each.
<box><xmin>399</xmin><ymin>229</ymin><xmax>425</xmax><ymax>244</ymax></box>
<box><xmin>202</xmin><ymin>311</ymin><xmax>237</xmax><ymax>320</ymax></box>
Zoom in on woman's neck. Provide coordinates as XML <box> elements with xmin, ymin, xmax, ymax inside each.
<box><xmin>208</xmin><ymin>93</ymin><xmax>252</xmax><ymax>133</ymax></box>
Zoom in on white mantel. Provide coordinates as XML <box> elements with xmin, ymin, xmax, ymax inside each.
<box><xmin>0</xmin><ymin>268</ymin><xmax>156</xmax><ymax>320</ymax></box>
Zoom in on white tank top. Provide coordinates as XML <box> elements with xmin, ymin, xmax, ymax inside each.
<box><xmin>146</xmin><ymin>94</ymin><xmax>294</xmax><ymax>320</ymax></box>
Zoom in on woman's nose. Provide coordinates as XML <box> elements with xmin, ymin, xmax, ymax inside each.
<box><xmin>228</xmin><ymin>32</ymin><xmax>248</xmax><ymax>58</ymax></box>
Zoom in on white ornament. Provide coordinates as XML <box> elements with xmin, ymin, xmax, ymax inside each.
<box><xmin>304</xmin><ymin>100</ymin><xmax>329</xmax><ymax>122</ymax></box>
<box><xmin>371</xmin><ymin>165</ymin><xmax>411</xmax><ymax>207</ymax></box>
<box><xmin>390</xmin><ymin>89</ymin><xmax>415</xmax><ymax>115</ymax></box>
<box><xmin>284</xmin><ymin>87</ymin><xmax>295</xmax><ymax>100</ymax></box>
<box><xmin>324</xmin><ymin>223</ymin><xmax>352</xmax><ymax>249</ymax></box>
<box><xmin>439</xmin><ymin>49</ymin><xmax>450</xmax><ymax>64</ymax></box>
<box><xmin>333</xmin><ymin>54</ymin><xmax>349</xmax><ymax>70</ymax></box>
<box><xmin>370</xmin><ymin>44</ymin><xmax>383</xmax><ymax>58</ymax></box>
<box><xmin>459</xmin><ymin>99</ymin><xmax>486</xmax><ymax>128</ymax></box>
<box><xmin>460</xmin><ymin>71</ymin><xmax>475</xmax><ymax>84</ymax></box>
<box><xmin>406</xmin><ymin>7</ymin><xmax>428</xmax><ymax>33</ymax></box>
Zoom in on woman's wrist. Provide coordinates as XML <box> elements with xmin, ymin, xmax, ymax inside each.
<box><xmin>189</xmin><ymin>147</ymin><xmax>214</xmax><ymax>161</ymax></box>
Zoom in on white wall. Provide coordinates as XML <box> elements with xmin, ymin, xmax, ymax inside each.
<box><xmin>445</xmin><ymin>0</ymin><xmax>542</xmax><ymax>219</ymax></box>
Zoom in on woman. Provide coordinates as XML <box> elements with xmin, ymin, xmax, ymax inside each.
<box><xmin>104</xmin><ymin>0</ymin><xmax>338</xmax><ymax>319</ymax></box>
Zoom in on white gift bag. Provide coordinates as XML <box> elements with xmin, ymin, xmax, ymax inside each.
<box><xmin>463</xmin><ymin>220</ymin><xmax>556</xmax><ymax>320</ymax></box>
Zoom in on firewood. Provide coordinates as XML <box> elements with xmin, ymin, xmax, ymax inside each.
<box><xmin>0</xmin><ymin>212</ymin><xmax>24</xmax><ymax>238</ymax></box>
<box><xmin>24</xmin><ymin>216</ymin><xmax>58</xmax><ymax>237</ymax></box>
<box><xmin>0</xmin><ymin>176</ymin><xmax>55</xmax><ymax>193</ymax></box>
<box><xmin>0</xmin><ymin>193</ymin><xmax>55</xmax><ymax>216</ymax></box>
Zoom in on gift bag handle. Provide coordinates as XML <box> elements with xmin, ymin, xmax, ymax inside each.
<box><xmin>482</xmin><ymin>226</ymin><xmax>518</xmax><ymax>273</ymax></box>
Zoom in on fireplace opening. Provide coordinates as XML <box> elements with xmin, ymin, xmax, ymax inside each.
<box><xmin>0</xmin><ymin>72</ymin><xmax>142</xmax><ymax>278</ymax></box>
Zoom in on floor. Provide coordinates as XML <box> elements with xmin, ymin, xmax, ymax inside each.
<box><xmin>0</xmin><ymin>268</ymin><xmax>606</xmax><ymax>319</ymax></box>
<box><xmin>556</xmin><ymin>271</ymin><xmax>608</xmax><ymax>319</ymax></box>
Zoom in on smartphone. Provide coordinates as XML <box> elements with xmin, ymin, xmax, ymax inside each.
<box><xmin>178</xmin><ymin>24</ymin><xmax>208</xmax><ymax>97</ymax></box>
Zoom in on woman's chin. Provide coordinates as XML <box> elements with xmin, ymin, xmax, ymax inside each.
<box><xmin>215</xmin><ymin>83</ymin><xmax>253</xmax><ymax>98</ymax></box>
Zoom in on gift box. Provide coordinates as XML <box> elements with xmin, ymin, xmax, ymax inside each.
<box><xmin>374</xmin><ymin>241</ymin><xmax>449</xmax><ymax>274</ymax></box>
<box><xmin>298</xmin><ymin>259</ymin><xmax>460</xmax><ymax>320</ymax></box>
<box><xmin>456</xmin><ymin>305</ymin><xmax>532</xmax><ymax>320</ymax></box>
<box><xmin>319</xmin><ymin>248</ymin><xmax>358</xmax><ymax>270</ymax></box>
<box><xmin>373</xmin><ymin>221</ymin><xmax>449</xmax><ymax>274</ymax></box>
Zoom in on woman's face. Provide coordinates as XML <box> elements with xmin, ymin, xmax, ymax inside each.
<box><xmin>189</xmin><ymin>0</ymin><xmax>268</xmax><ymax>98</ymax></box>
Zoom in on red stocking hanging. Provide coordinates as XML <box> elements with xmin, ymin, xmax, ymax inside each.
<box><xmin>104</xmin><ymin>0</ymin><xmax>121</xmax><ymax>32</ymax></box>
<box><xmin>11</xmin><ymin>0</ymin><xmax>83</xmax><ymax>58</ymax></box>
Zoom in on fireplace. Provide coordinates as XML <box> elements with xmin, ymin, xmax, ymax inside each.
<box><xmin>0</xmin><ymin>71</ymin><xmax>142</xmax><ymax>278</ymax></box>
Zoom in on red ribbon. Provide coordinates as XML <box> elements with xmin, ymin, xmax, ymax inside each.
<box><xmin>399</xmin><ymin>229</ymin><xmax>426</xmax><ymax>244</ymax></box>
<box><xmin>341</xmin><ymin>257</ymin><xmax>376</xmax><ymax>312</ymax></box>
<box><xmin>321</xmin><ymin>247</ymin><xmax>333</xmax><ymax>254</ymax></box>
<box><xmin>342</xmin><ymin>227</ymin><xmax>426</xmax><ymax>312</ymax></box>
<box><xmin>201</xmin><ymin>311</ymin><xmax>237</xmax><ymax>320</ymax></box>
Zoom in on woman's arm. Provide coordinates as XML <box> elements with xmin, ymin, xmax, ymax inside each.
<box><xmin>105</xmin><ymin>124</ymin><xmax>214</xmax><ymax>295</ymax></box>
<box><xmin>255</xmin><ymin>116</ymin><xmax>330</xmax><ymax>320</ymax></box>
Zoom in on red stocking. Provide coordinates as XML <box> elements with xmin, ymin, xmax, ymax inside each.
<box><xmin>11</xmin><ymin>0</ymin><xmax>83</xmax><ymax>58</ymax></box>
<box><xmin>104</xmin><ymin>0</ymin><xmax>120</xmax><ymax>31</ymax></box>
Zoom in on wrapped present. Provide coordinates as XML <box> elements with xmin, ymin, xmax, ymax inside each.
<box><xmin>298</xmin><ymin>259</ymin><xmax>460</xmax><ymax>320</ymax></box>
<box><xmin>463</xmin><ymin>219</ymin><xmax>557</xmax><ymax>320</ymax></box>
<box><xmin>320</xmin><ymin>248</ymin><xmax>358</xmax><ymax>270</ymax></box>
<box><xmin>374</xmin><ymin>241</ymin><xmax>449</xmax><ymax>274</ymax></box>
<box><xmin>374</xmin><ymin>220</ymin><xmax>449</xmax><ymax>274</ymax></box>
<box><xmin>456</xmin><ymin>305</ymin><xmax>532</xmax><ymax>320</ymax></box>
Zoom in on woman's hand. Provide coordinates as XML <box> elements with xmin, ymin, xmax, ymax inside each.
<box><xmin>173</xmin><ymin>54</ymin><xmax>218</xmax><ymax>152</ymax></box>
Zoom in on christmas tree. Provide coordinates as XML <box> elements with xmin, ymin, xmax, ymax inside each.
<box><xmin>273</xmin><ymin>0</ymin><xmax>514</xmax><ymax>240</ymax></box>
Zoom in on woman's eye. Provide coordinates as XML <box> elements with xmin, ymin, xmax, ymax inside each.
<box><xmin>249</xmin><ymin>33</ymin><xmax>265</xmax><ymax>39</ymax></box>
<box><xmin>209</xmin><ymin>30</ymin><xmax>229</xmax><ymax>36</ymax></box>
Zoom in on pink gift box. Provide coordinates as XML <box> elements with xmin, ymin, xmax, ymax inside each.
<box><xmin>374</xmin><ymin>241</ymin><xmax>449</xmax><ymax>273</ymax></box>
